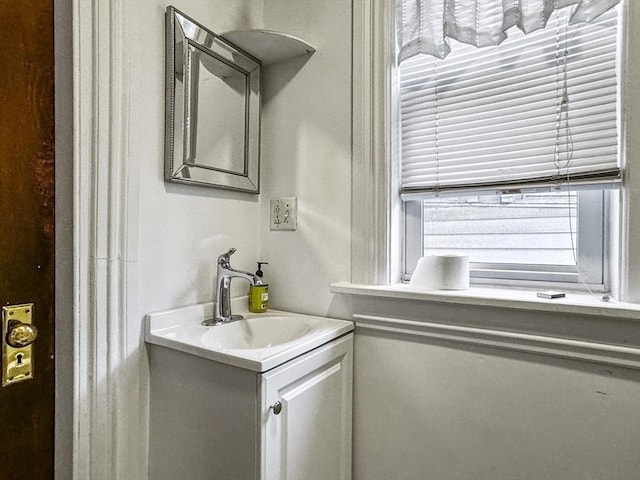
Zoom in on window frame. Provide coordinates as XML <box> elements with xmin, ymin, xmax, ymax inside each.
<box><xmin>351</xmin><ymin>0</ymin><xmax>640</xmax><ymax>303</ymax></box>
<box><xmin>396</xmin><ymin>6</ymin><xmax>620</xmax><ymax>290</ymax></box>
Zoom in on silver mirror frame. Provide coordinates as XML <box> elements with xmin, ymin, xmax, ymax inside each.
<box><xmin>165</xmin><ymin>6</ymin><xmax>262</xmax><ymax>193</ymax></box>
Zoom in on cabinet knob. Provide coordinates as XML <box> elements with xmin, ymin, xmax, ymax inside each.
<box><xmin>269</xmin><ymin>401</ymin><xmax>282</xmax><ymax>415</ymax></box>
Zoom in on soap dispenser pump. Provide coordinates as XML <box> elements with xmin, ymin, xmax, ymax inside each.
<box><xmin>248</xmin><ymin>262</ymin><xmax>269</xmax><ymax>313</ymax></box>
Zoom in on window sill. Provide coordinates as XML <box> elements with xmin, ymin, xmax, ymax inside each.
<box><xmin>330</xmin><ymin>282</ymin><xmax>640</xmax><ymax>320</ymax></box>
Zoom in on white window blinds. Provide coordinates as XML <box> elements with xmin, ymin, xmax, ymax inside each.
<box><xmin>399</xmin><ymin>7</ymin><xmax>620</xmax><ymax>201</ymax></box>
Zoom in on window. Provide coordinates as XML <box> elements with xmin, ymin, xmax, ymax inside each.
<box><xmin>398</xmin><ymin>6</ymin><xmax>620</xmax><ymax>288</ymax></box>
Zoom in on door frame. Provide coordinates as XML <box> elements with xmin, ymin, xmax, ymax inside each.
<box><xmin>54</xmin><ymin>0</ymin><xmax>74</xmax><ymax>477</ymax></box>
<box><xmin>58</xmin><ymin>0</ymin><xmax>145</xmax><ymax>478</ymax></box>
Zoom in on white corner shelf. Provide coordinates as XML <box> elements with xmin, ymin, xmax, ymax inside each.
<box><xmin>221</xmin><ymin>29</ymin><xmax>315</xmax><ymax>65</ymax></box>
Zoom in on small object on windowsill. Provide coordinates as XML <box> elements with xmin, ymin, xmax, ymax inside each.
<box><xmin>410</xmin><ymin>255</ymin><xmax>469</xmax><ymax>290</ymax></box>
<box><xmin>537</xmin><ymin>290</ymin><xmax>566</xmax><ymax>299</ymax></box>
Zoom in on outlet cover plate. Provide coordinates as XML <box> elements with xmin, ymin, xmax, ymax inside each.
<box><xmin>270</xmin><ymin>197</ymin><xmax>297</xmax><ymax>231</ymax></box>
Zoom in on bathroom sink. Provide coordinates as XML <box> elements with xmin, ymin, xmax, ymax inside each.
<box><xmin>201</xmin><ymin>316</ymin><xmax>314</xmax><ymax>350</ymax></box>
<box><xmin>145</xmin><ymin>302</ymin><xmax>353</xmax><ymax>372</ymax></box>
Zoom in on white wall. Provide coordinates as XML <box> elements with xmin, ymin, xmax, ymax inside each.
<box><xmin>131</xmin><ymin>0</ymin><xmax>264</xmax><ymax>314</ymax></box>
<box><xmin>130</xmin><ymin>0</ymin><xmax>355</xmax><ymax>319</ymax></box>
<box><xmin>260</xmin><ymin>0</ymin><xmax>353</xmax><ymax>319</ymax></box>
<box><xmin>120</xmin><ymin>0</ymin><xmax>640</xmax><ymax>479</ymax></box>
<box><xmin>355</xmin><ymin>330</ymin><xmax>640</xmax><ymax>480</ymax></box>
<box><xmin>126</xmin><ymin>1</ymin><xmax>264</xmax><ymax>477</ymax></box>
<box><xmin>349</xmin><ymin>296</ymin><xmax>640</xmax><ymax>480</ymax></box>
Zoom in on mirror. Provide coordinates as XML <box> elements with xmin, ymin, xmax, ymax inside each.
<box><xmin>165</xmin><ymin>7</ymin><xmax>261</xmax><ymax>193</ymax></box>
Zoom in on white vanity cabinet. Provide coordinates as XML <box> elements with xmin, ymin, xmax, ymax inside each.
<box><xmin>148</xmin><ymin>332</ymin><xmax>353</xmax><ymax>480</ymax></box>
<box><xmin>261</xmin><ymin>335</ymin><xmax>353</xmax><ymax>479</ymax></box>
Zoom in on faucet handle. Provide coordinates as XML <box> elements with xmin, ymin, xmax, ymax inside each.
<box><xmin>218</xmin><ymin>248</ymin><xmax>236</xmax><ymax>266</ymax></box>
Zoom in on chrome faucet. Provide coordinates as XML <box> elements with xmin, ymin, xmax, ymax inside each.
<box><xmin>203</xmin><ymin>248</ymin><xmax>264</xmax><ymax>326</ymax></box>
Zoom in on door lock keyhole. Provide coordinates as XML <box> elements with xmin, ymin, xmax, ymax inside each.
<box><xmin>2</xmin><ymin>303</ymin><xmax>36</xmax><ymax>387</ymax></box>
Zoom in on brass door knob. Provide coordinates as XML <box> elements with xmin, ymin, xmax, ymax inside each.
<box><xmin>6</xmin><ymin>320</ymin><xmax>38</xmax><ymax>348</ymax></box>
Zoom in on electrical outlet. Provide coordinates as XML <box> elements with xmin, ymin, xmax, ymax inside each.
<box><xmin>270</xmin><ymin>197</ymin><xmax>297</xmax><ymax>231</ymax></box>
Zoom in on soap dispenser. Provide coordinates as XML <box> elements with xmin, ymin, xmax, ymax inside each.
<box><xmin>248</xmin><ymin>262</ymin><xmax>269</xmax><ymax>313</ymax></box>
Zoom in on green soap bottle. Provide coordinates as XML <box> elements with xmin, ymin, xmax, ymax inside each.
<box><xmin>248</xmin><ymin>262</ymin><xmax>269</xmax><ymax>313</ymax></box>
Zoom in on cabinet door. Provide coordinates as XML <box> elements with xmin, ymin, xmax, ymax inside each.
<box><xmin>261</xmin><ymin>334</ymin><xmax>353</xmax><ymax>480</ymax></box>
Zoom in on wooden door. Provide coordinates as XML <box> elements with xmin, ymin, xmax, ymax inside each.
<box><xmin>0</xmin><ymin>1</ymin><xmax>56</xmax><ymax>479</ymax></box>
<box><xmin>261</xmin><ymin>334</ymin><xmax>353</xmax><ymax>480</ymax></box>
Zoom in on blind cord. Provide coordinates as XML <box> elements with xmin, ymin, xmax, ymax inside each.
<box><xmin>434</xmin><ymin>57</ymin><xmax>441</xmax><ymax>192</ymax></box>
<box><xmin>559</xmin><ymin>15</ymin><xmax>611</xmax><ymax>303</ymax></box>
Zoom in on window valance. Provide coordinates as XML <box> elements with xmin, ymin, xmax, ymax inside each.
<box><xmin>397</xmin><ymin>0</ymin><xmax>621</xmax><ymax>62</ymax></box>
